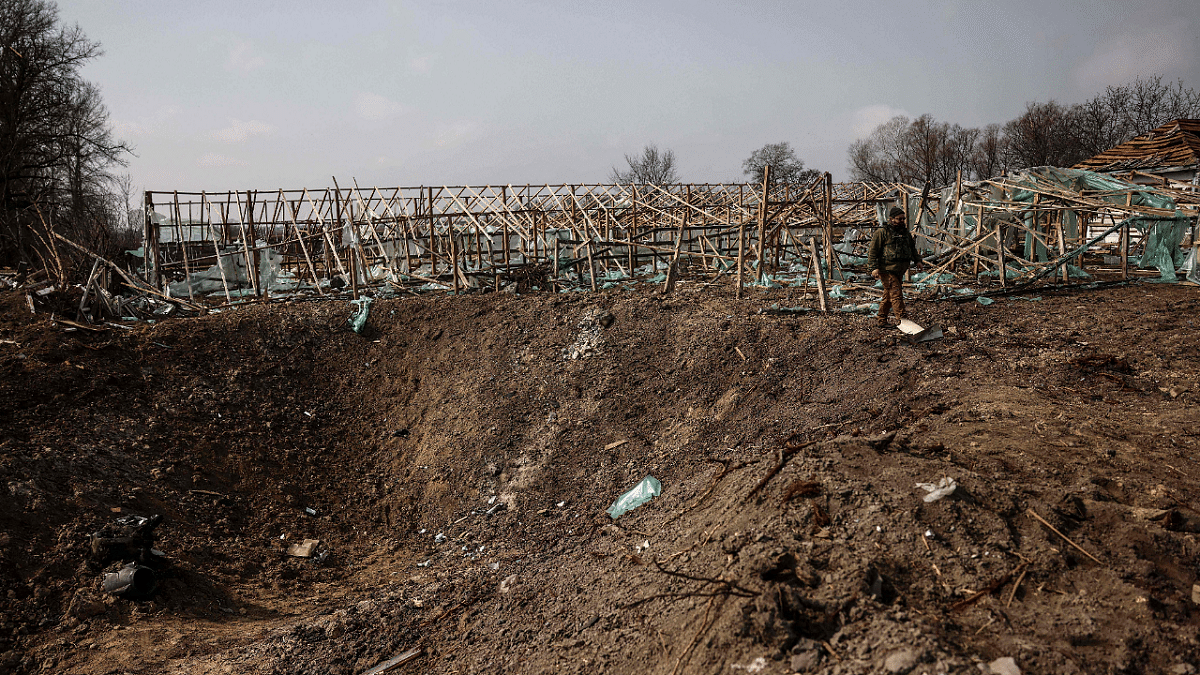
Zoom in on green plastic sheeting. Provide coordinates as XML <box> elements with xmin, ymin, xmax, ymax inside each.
<box><xmin>747</xmin><ymin>275</ymin><xmax>783</xmax><ymax>289</ymax></box>
<box><xmin>1005</xmin><ymin>167</ymin><xmax>1191</xmax><ymax>280</ymax></box>
<box><xmin>348</xmin><ymin>297</ymin><xmax>373</xmax><ymax>334</ymax></box>
<box><xmin>912</xmin><ymin>272</ymin><xmax>956</xmax><ymax>285</ymax></box>
<box><xmin>1133</xmin><ymin>216</ymin><xmax>1191</xmax><ymax>281</ymax></box>
<box><xmin>607</xmin><ymin>476</ymin><xmax>661</xmax><ymax>519</ymax></box>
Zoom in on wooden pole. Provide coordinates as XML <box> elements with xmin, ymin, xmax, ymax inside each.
<box><xmin>586</xmin><ymin>240</ymin><xmax>598</xmax><ymax>292</ymax></box>
<box><xmin>824</xmin><ymin>173</ymin><xmax>834</xmax><ymax>276</ymax></box>
<box><xmin>172</xmin><ymin>192</ymin><xmax>195</xmax><ymax>303</ymax></box>
<box><xmin>756</xmin><ymin>167</ymin><xmax>770</xmax><ymax>281</ymax></box>
<box><xmin>143</xmin><ymin>192</ymin><xmax>159</xmax><ymax>289</ymax></box>
<box><xmin>736</xmin><ymin>187</ymin><xmax>748</xmax><ymax>299</ymax></box>
<box><xmin>427</xmin><ymin>186</ymin><xmax>436</xmax><ymax>276</ymax></box>
<box><xmin>1056</xmin><ymin>217</ymin><xmax>1069</xmax><ymax>283</ymax></box>
<box><xmin>755</xmin><ymin>166</ymin><xmax>771</xmax><ymax>282</ymax></box>
<box><xmin>628</xmin><ymin>185</ymin><xmax>638</xmax><ymax>273</ymax></box>
<box><xmin>808</xmin><ymin>237</ymin><xmax>828</xmax><ymax>312</ymax></box>
<box><xmin>996</xmin><ymin>207</ymin><xmax>1007</xmax><ymax>290</ymax></box>
<box><xmin>1122</xmin><ymin>192</ymin><xmax>1132</xmax><ymax>279</ymax></box>
<box><xmin>201</xmin><ymin>192</ymin><xmax>233</xmax><ymax>304</ymax></box>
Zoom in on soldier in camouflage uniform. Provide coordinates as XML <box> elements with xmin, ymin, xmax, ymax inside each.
<box><xmin>868</xmin><ymin>206</ymin><xmax>922</xmax><ymax>327</ymax></box>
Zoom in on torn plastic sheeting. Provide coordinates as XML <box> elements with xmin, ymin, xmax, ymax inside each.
<box><xmin>1134</xmin><ymin>216</ymin><xmax>1191</xmax><ymax>281</ymax></box>
<box><xmin>1180</xmin><ymin>247</ymin><xmax>1200</xmax><ymax>284</ymax></box>
<box><xmin>978</xmin><ymin>267</ymin><xmax>1024</xmax><ymax>280</ymax></box>
<box><xmin>912</xmin><ymin>272</ymin><xmax>955</xmax><ymax>285</ymax></box>
<box><xmin>916</xmin><ymin>477</ymin><xmax>957</xmax><ymax>502</ymax></box>
<box><xmin>977</xmin><ymin>297</ymin><xmax>995</xmax><ymax>306</ymax></box>
<box><xmin>839</xmin><ymin>302</ymin><xmax>879</xmax><ymax>314</ymax></box>
<box><xmin>606</xmin><ymin>476</ymin><xmax>662</xmax><ymax>519</ymax></box>
<box><xmin>828</xmin><ymin>285</ymin><xmax>849</xmax><ymax>299</ymax></box>
<box><xmin>348</xmin><ymin>297</ymin><xmax>373</xmax><ymax>334</ymax></box>
<box><xmin>762</xmin><ymin>303</ymin><xmax>814</xmax><ymax>315</ymax></box>
<box><xmin>1064</xmin><ymin>265</ymin><xmax>1091</xmax><ymax>280</ymax></box>
<box><xmin>747</xmin><ymin>275</ymin><xmax>783</xmax><ymax>289</ymax></box>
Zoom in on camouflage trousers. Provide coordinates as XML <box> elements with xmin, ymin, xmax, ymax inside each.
<box><xmin>878</xmin><ymin>270</ymin><xmax>906</xmax><ymax>320</ymax></box>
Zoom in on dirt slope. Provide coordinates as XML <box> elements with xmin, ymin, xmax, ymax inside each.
<box><xmin>1</xmin><ymin>280</ymin><xmax>1199</xmax><ymax>674</ymax></box>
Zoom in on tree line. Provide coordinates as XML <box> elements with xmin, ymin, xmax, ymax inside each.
<box><xmin>0</xmin><ymin>0</ymin><xmax>132</xmax><ymax>273</ymax></box>
<box><xmin>614</xmin><ymin>75</ymin><xmax>1199</xmax><ymax>191</ymax></box>
<box><xmin>847</xmin><ymin>76</ymin><xmax>1200</xmax><ymax>185</ymax></box>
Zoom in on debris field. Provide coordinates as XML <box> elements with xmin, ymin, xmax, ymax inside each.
<box><xmin>1</xmin><ymin>279</ymin><xmax>1200</xmax><ymax>674</ymax></box>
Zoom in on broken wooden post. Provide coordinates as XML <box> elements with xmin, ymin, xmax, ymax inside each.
<box><xmin>996</xmin><ymin>209</ymin><xmax>1007</xmax><ymax>290</ymax></box>
<box><xmin>808</xmin><ymin>237</ymin><xmax>828</xmax><ymax>312</ymax></box>
<box><xmin>824</xmin><ymin>173</ymin><xmax>834</xmax><ymax>276</ymax></box>
<box><xmin>586</xmin><ymin>239</ymin><xmax>598</xmax><ymax>292</ymax></box>
<box><xmin>1120</xmin><ymin>219</ymin><xmax>1130</xmax><ymax>279</ymax></box>
<box><xmin>736</xmin><ymin>188</ymin><xmax>749</xmax><ymax>299</ymax></box>
<box><xmin>756</xmin><ymin>165</ymin><xmax>770</xmax><ymax>282</ymax></box>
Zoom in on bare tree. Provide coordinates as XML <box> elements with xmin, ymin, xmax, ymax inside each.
<box><xmin>849</xmin><ymin>115</ymin><xmax>980</xmax><ymax>185</ymax></box>
<box><xmin>742</xmin><ymin>142</ymin><xmax>820</xmax><ymax>186</ymax></box>
<box><xmin>848</xmin><ymin>75</ymin><xmax>1200</xmax><ymax>182</ymax></box>
<box><xmin>609</xmin><ymin>144</ymin><xmax>679</xmax><ymax>185</ymax></box>
<box><xmin>848</xmin><ymin>115</ymin><xmax>910</xmax><ymax>182</ymax></box>
<box><xmin>0</xmin><ymin>0</ymin><xmax>130</xmax><ymax>268</ymax></box>
<box><xmin>969</xmin><ymin>123</ymin><xmax>1006</xmax><ymax>179</ymax></box>
<box><xmin>1001</xmin><ymin>101</ymin><xmax>1084</xmax><ymax>169</ymax></box>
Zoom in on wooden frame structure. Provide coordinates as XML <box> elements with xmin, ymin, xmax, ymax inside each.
<box><xmin>141</xmin><ymin>171</ymin><xmax>1198</xmax><ymax>305</ymax></box>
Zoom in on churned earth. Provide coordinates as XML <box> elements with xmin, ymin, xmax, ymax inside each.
<box><xmin>1</xmin><ymin>277</ymin><xmax>1199</xmax><ymax>674</ymax></box>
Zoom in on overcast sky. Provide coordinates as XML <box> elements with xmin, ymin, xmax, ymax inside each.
<box><xmin>59</xmin><ymin>0</ymin><xmax>1199</xmax><ymax>193</ymax></box>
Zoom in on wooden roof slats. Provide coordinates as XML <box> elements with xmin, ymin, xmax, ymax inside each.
<box><xmin>1074</xmin><ymin>119</ymin><xmax>1200</xmax><ymax>172</ymax></box>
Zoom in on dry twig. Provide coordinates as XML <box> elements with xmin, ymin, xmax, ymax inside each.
<box><xmin>1026</xmin><ymin>508</ymin><xmax>1103</xmax><ymax>565</ymax></box>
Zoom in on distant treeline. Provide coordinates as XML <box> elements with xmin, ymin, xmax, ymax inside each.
<box><xmin>847</xmin><ymin>75</ymin><xmax>1200</xmax><ymax>185</ymax></box>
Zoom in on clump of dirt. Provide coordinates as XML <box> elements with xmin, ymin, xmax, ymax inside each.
<box><xmin>1</xmin><ymin>279</ymin><xmax>1199</xmax><ymax>674</ymax></box>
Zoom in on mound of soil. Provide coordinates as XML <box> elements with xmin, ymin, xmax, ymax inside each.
<box><xmin>1</xmin><ymin>279</ymin><xmax>1199</xmax><ymax>674</ymax></box>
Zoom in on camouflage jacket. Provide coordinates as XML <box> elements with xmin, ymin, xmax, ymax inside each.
<box><xmin>867</xmin><ymin>224</ymin><xmax>920</xmax><ymax>273</ymax></box>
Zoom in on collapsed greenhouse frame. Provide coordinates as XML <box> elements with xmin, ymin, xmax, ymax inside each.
<box><xmin>139</xmin><ymin>168</ymin><xmax>1200</xmax><ymax>307</ymax></box>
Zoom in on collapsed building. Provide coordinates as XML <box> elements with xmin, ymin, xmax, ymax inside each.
<box><xmin>56</xmin><ymin>120</ymin><xmax>1191</xmax><ymax>321</ymax></box>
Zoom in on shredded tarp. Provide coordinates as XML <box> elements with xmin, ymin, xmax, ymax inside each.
<box><xmin>762</xmin><ymin>303</ymin><xmax>814</xmax><ymax>315</ymax></box>
<box><xmin>1132</xmin><ymin>216</ymin><xmax>1191</xmax><ymax>281</ymax></box>
<box><xmin>912</xmin><ymin>272</ymin><xmax>956</xmax><ymax>285</ymax></box>
<box><xmin>1180</xmin><ymin>247</ymin><xmax>1200</xmax><ymax>284</ymax></box>
<box><xmin>747</xmin><ymin>275</ymin><xmax>783</xmax><ymax>289</ymax></box>
<box><xmin>348</xmin><ymin>297</ymin><xmax>373</xmax><ymax>334</ymax></box>
<box><xmin>1005</xmin><ymin>167</ymin><xmax>1189</xmax><ymax>279</ymax></box>
<box><xmin>167</xmin><ymin>242</ymin><xmax>286</xmax><ymax>297</ymax></box>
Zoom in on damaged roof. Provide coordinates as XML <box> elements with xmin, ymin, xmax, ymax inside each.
<box><xmin>1073</xmin><ymin>119</ymin><xmax>1200</xmax><ymax>173</ymax></box>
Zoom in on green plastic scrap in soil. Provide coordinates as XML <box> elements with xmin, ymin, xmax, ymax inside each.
<box><xmin>912</xmin><ymin>272</ymin><xmax>955</xmax><ymax>284</ymax></box>
<box><xmin>348</xmin><ymin>297</ymin><xmax>373</xmax><ymax>334</ymax></box>
<box><xmin>977</xmin><ymin>296</ymin><xmax>994</xmax><ymax>306</ymax></box>
<box><xmin>606</xmin><ymin>476</ymin><xmax>661</xmax><ymax>519</ymax></box>
<box><xmin>839</xmin><ymin>302</ymin><xmax>879</xmax><ymax>314</ymax></box>
<box><xmin>762</xmin><ymin>303</ymin><xmax>813</xmax><ymax>315</ymax></box>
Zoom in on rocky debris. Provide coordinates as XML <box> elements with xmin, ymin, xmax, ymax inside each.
<box><xmin>983</xmin><ymin>656</ymin><xmax>1022</xmax><ymax>675</ymax></box>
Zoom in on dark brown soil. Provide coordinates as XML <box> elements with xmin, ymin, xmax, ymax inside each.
<box><xmin>2</xmin><ymin>278</ymin><xmax>1200</xmax><ymax>674</ymax></box>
